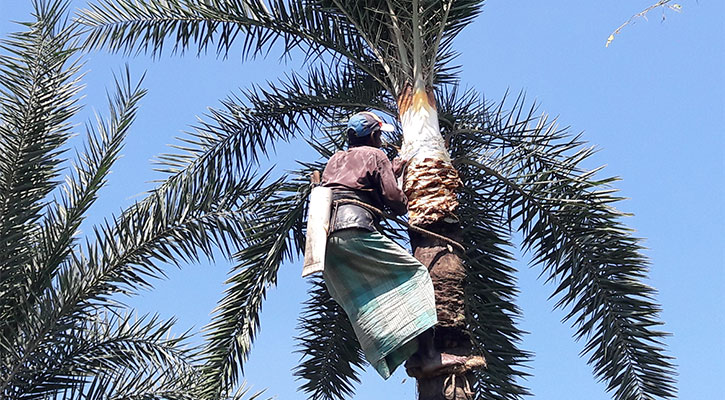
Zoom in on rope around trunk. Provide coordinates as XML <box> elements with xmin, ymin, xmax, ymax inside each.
<box><xmin>333</xmin><ymin>199</ymin><xmax>466</xmax><ymax>253</ymax></box>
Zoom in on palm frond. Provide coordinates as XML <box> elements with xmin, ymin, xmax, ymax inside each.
<box><xmin>295</xmin><ymin>278</ymin><xmax>366</xmax><ymax>400</ymax></box>
<box><xmin>459</xmin><ymin>219</ymin><xmax>531</xmax><ymax>400</ymax></box>
<box><xmin>1</xmin><ymin>2</ymin><xmax>276</xmax><ymax>398</ymax></box>
<box><xmin>80</xmin><ymin>372</ymin><xmax>266</xmax><ymax>400</ymax></box>
<box><xmin>156</xmin><ymin>61</ymin><xmax>390</xmax><ymax>180</ymax></box>
<box><xmin>2</xmin><ymin>76</ymin><xmax>271</xmax><ymax>399</ymax></box>
<box><xmin>74</xmin><ymin>367</ymin><xmax>198</xmax><ymax>400</ymax></box>
<box><xmin>441</xmin><ymin>86</ymin><xmax>531</xmax><ymax>400</ymax></box>
<box><xmin>0</xmin><ymin>0</ymin><xmax>82</xmax><ymax>331</ymax></box>
<box><xmin>13</xmin><ymin>66</ymin><xmax>146</xmax><ymax>334</ymax></box>
<box><xmin>449</xmin><ymin>90</ymin><xmax>677</xmax><ymax>400</ymax></box>
<box><xmin>4</xmin><ymin>116</ymin><xmax>270</xmax><ymax>399</ymax></box>
<box><xmin>77</xmin><ymin>0</ymin><xmax>264</xmax><ymax>57</ymax></box>
<box><xmin>77</xmin><ymin>0</ymin><xmax>394</xmax><ymax>92</ymax></box>
<box><xmin>77</xmin><ymin>0</ymin><xmax>484</xmax><ymax>94</ymax></box>
<box><xmin>75</xmin><ymin>313</ymin><xmax>195</xmax><ymax>377</ymax></box>
<box><xmin>199</xmin><ymin>172</ymin><xmax>311</xmax><ymax>397</ymax></box>
<box><xmin>12</xmin><ymin>313</ymin><xmax>198</xmax><ymax>400</ymax></box>
<box><xmin>456</xmin><ymin>182</ymin><xmax>532</xmax><ymax>400</ymax></box>
<box><xmin>429</xmin><ymin>0</ymin><xmax>485</xmax><ymax>85</ymax></box>
<box><xmin>65</xmin><ymin>162</ymin><xmax>266</xmax><ymax>313</ymax></box>
<box><xmin>1</xmin><ymin>66</ymin><xmax>148</xmax><ymax>396</ymax></box>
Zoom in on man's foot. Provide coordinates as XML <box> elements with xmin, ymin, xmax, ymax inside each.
<box><xmin>405</xmin><ymin>352</ymin><xmax>484</xmax><ymax>379</ymax></box>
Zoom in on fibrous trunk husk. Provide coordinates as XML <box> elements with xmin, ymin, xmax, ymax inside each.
<box><xmin>404</xmin><ymin>158</ymin><xmax>461</xmax><ymax>226</ymax></box>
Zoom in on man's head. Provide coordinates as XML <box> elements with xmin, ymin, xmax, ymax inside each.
<box><xmin>346</xmin><ymin>111</ymin><xmax>395</xmax><ymax>148</ymax></box>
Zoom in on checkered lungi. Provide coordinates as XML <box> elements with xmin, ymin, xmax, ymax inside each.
<box><xmin>323</xmin><ymin>229</ymin><xmax>437</xmax><ymax>379</ymax></box>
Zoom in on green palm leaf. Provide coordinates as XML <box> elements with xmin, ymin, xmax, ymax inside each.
<box><xmin>449</xmin><ymin>91</ymin><xmax>677</xmax><ymax>400</ymax></box>
<box><xmin>78</xmin><ymin>0</ymin><xmax>392</xmax><ymax>90</ymax></box>
<box><xmin>442</xmin><ymin>86</ymin><xmax>531</xmax><ymax>400</ymax></box>
<box><xmin>153</xmin><ymin>61</ymin><xmax>390</xmax><ymax>187</ymax></box>
<box><xmin>17</xmin><ymin>313</ymin><xmax>197</xmax><ymax>400</ymax></box>
<box><xmin>78</xmin><ymin>0</ymin><xmax>264</xmax><ymax>57</ymax></box>
<box><xmin>2</xmin><ymin>4</ymin><xmax>257</xmax><ymax>397</ymax></box>
<box><xmin>1</xmin><ymin>66</ymin><xmax>152</xmax><ymax>398</ymax></box>
<box><xmin>2</xmin><ymin>2</ymin><xmax>278</xmax><ymax>398</ymax></box>
<box><xmin>199</xmin><ymin>172</ymin><xmax>309</xmax><ymax>397</ymax></box>
<box><xmin>0</xmin><ymin>0</ymin><xmax>83</xmax><ymax>333</ymax></box>
<box><xmin>295</xmin><ymin>278</ymin><xmax>366</xmax><ymax>400</ymax></box>
<box><xmin>78</xmin><ymin>0</ymin><xmax>486</xmax><ymax>93</ymax></box>
<box><xmin>16</xmin><ymin>67</ymin><xmax>146</xmax><ymax>334</ymax></box>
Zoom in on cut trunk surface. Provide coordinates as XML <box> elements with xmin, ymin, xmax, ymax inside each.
<box><xmin>398</xmin><ymin>82</ymin><xmax>480</xmax><ymax>400</ymax></box>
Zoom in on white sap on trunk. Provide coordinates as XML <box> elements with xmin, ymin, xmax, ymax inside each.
<box><xmin>399</xmin><ymin>85</ymin><xmax>450</xmax><ymax>163</ymax></box>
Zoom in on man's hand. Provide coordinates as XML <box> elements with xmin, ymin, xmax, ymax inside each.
<box><xmin>392</xmin><ymin>157</ymin><xmax>409</xmax><ymax>177</ymax></box>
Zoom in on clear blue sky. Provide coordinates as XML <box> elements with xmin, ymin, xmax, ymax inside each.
<box><xmin>1</xmin><ymin>1</ymin><xmax>723</xmax><ymax>399</ymax></box>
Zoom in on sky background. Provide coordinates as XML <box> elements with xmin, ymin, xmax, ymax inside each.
<box><xmin>1</xmin><ymin>0</ymin><xmax>723</xmax><ymax>399</ymax></box>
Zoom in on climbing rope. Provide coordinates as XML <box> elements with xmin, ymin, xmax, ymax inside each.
<box><xmin>442</xmin><ymin>373</ymin><xmax>474</xmax><ymax>399</ymax></box>
<box><xmin>333</xmin><ymin>198</ymin><xmax>466</xmax><ymax>253</ymax></box>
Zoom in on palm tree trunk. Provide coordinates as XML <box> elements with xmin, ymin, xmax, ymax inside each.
<box><xmin>398</xmin><ymin>81</ymin><xmax>478</xmax><ymax>400</ymax></box>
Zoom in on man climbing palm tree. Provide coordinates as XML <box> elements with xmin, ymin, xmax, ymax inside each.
<box><xmin>321</xmin><ymin>111</ymin><xmax>485</xmax><ymax>386</ymax></box>
<box><xmin>321</xmin><ymin>110</ymin><xmax>435</xmax><ymax>379</ymax></box>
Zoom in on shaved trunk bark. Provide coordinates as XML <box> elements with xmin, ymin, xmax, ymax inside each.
<box><xmin>398</xmin><ymin>81</ymin><xmax>478</xmax><ymax>400</ymax></box>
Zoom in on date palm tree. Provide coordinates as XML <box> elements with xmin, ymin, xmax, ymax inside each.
<box><xmin>78</xmin><ymin>1</ymin><xmax>677</xmax><ymax>400</ymax></box>
<box><xmin>0</xmin><ymin>2</ymin><xmax>263</xmax><ymax>398</ymax></box>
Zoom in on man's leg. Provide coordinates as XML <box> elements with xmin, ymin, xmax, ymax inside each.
<box><xmin>324</xmin><ymin>229</ymin><xmax>437</xmax><ymax>378</ymax></box>
<box><xmin>405</xmin><ymin>327</ymin><xmax>472</xmax><ymax>378</ymax></box>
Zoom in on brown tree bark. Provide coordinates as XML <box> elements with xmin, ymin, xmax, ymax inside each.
<box><xmin>410</xmin><ymin>223</ymin><xmax>476</xmax><ymax>400</ymax></box>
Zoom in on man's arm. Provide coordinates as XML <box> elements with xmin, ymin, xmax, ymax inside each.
<box><xmin>375</xmin><ymin>152</ymin><xmax>408</xmax><ymax>216</ymax></box>
<box><xmin>392</xmin><ymin>157</ymin><xmax>407</xmax><ymax>177</ymax></box>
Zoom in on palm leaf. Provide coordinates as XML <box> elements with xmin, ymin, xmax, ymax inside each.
<box><xmin>449</xmin><ymin>90</ymin><xmax>677</xmax><ymax>400</ymax></box>
<box><xmin>74</xmin><ymin>368</ymin><xmax>198</xmax><ymax>400</ymax></box>
<box><xmin>294</xmin><ymin>278</ymin><xmax>366</xmax><ymax>400</ymax></box>
<box><xmin>17</xmin><ymin>66</ymin><xmax>145</xmax><ymax>329</ymax></box>
<box><xmin>456</xmin><ymin>176</ymin><xmax>532</xmax><ymax>400</ymax></box>
<box><xmin>1</xmin><ymin>65</ymin><xmax>150</xmax><ymax>396</ymax></box>
<box><xmin>0</xmin><ymin>0</ymin><xmax>83</xmax><ymax>336</ymax></box>
<box><xmin>2</xmin><ymin>32</ymin><xmax>261</xmax><ymax>396</ymax></box>
<box><xmin>78</xmin><ymin>0</ymin><xmax>485</xmax><ymax>94</ymax></box>
<box><xmin>1</xmin><ymin>2</ymin><xmax>273</xmax><ymax>398</ymax></box>
<box><xmin>16</xmin><ymin>313</ymin><xmax>197</xmax><ymax>400</ymax></box>
<box><xmin>77</xmin><ymin>0</ymin><xmax>394</xmax><ymax>91</ymax></box>
<box><xmin>156</xmin><ymin>61</ymin><xmax>390</xmax><ymax>180</ymax></box>
<box><xmin>441</xmin><ymin>86</ymin><xmax>531</xmax><ymax>400</ymax></box>
<box><xmin>78</xmin><ymin>0</ymin><xmax>264</xmax><ymax>57</ymax></box>
<box><xmin>198</xmin><ymin>172</ymin><xmax>310</xmax><ymax>397</ymax></box>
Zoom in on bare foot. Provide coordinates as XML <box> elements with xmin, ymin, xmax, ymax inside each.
<box><xmin>405</xmin><ymin>352</ymin><xmax>468</xmax><ymax>378</ymax></box>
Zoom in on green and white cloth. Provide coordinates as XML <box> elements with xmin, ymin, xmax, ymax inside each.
<box><xmin>323</xmin><ymin>229</ymin><xmax>437</xmax><ymax>379</ymax></box>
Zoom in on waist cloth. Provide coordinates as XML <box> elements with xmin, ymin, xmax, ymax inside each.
<box><xmin>323</xmin><ymin>228</ymin><xmax>437</xmax><ymax>379</ymax></box>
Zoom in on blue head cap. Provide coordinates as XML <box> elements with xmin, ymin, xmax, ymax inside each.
<box><xmin>347</xmin><ymin>111</ymin><xmax>395</xmax><ymax>137</ymax></box>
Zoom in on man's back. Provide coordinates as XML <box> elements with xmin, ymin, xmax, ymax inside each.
<box><xmin>322</xmin><ymin>146</ymin><xmax>407</xmax><ymax>216</ymax></box>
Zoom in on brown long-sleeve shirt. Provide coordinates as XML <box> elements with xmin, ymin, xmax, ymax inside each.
<box><xmin>322</xmin><ymin>146</ymin><xmax>408</xmax><ymax>216</ymax></box>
